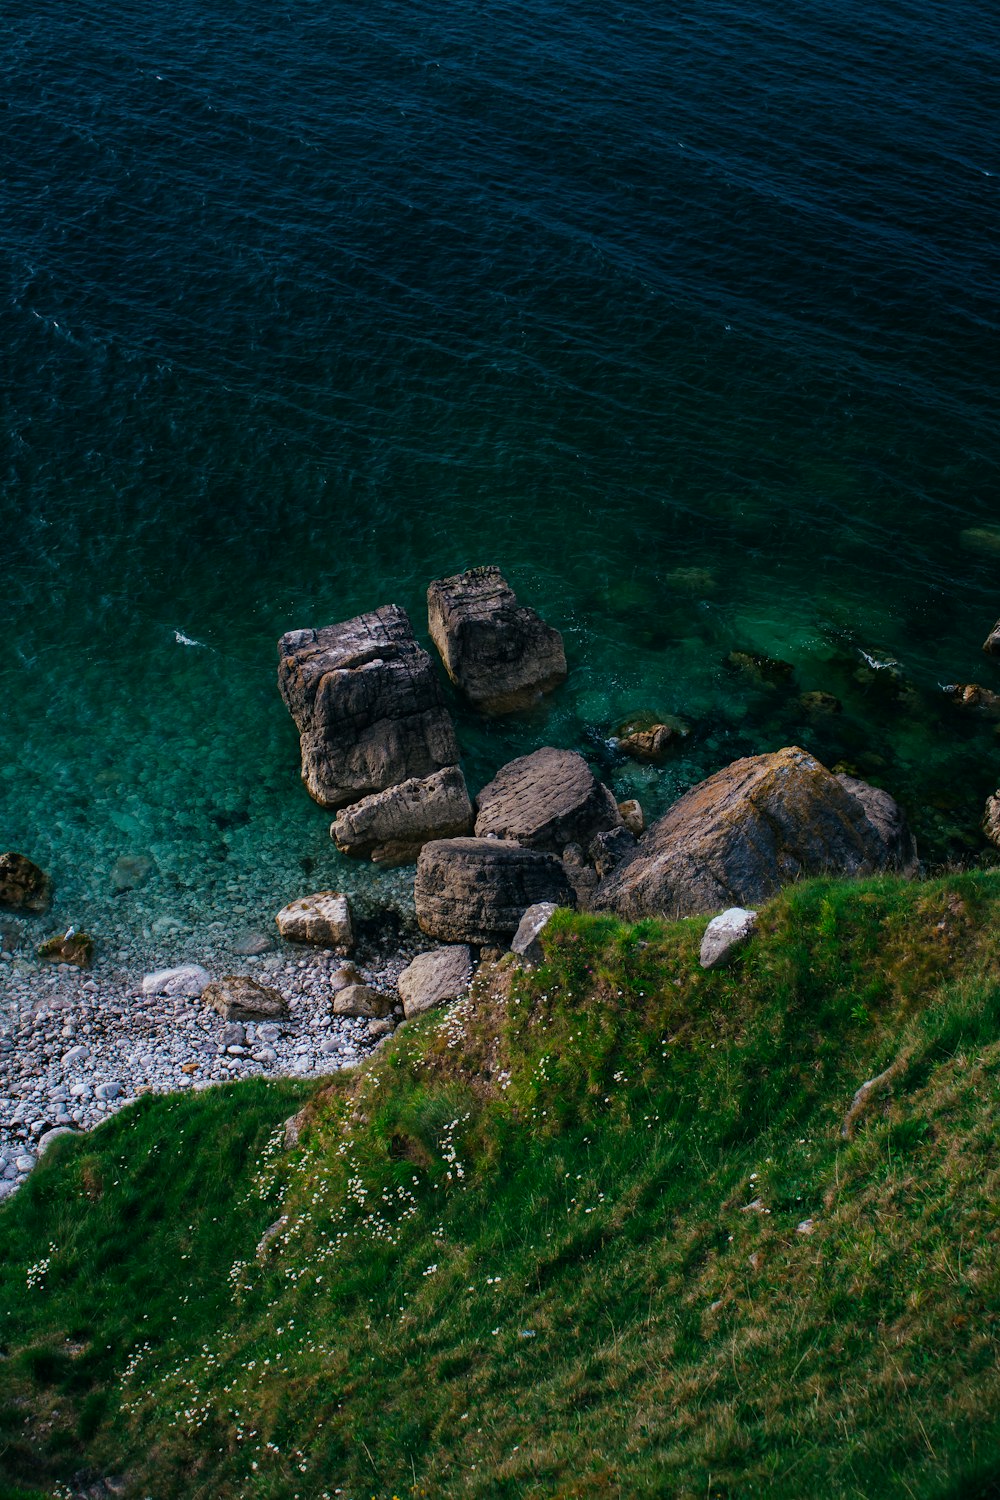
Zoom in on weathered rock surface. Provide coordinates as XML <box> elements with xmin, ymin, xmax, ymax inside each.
<box><xmin>331</xmin><ymin>983</ymin><xmax>394</xmax><ymax>1019</ymax></box>
<box><xmin>141</xmin><ymin>964</ymin><xmax>212</xmax><ymax>998</ymax></box>
<box><xmin>331</xmin><ymin>765</ymin><xmax>473</xmax><ymax>866</ymax></box>
<box><xmin>0</xmin><ymin>853</ymin><xmax>50</xmax><ymax>913</ymax></box>
<box><xmin>474</xmin><ymin>747</ymin><xmax>622</xmax><ymax>854</ymax></box>
<box><xmin>700</xmin><ymin>907</ymin><xmax>758</xmax><ymax>970</ymax></box>
<box><xmin>835</xmin><ymin>775</ymin><xmax>918</xmax><ymax>875</ymax></box>
<box><xmin>37</xmin><ymin>931</ymin><xmax>94</xmax><ymax>968</ymax></box>
<box><xmin>277</xmin><ymin>605</ymin><xmax>460</xmax><ymax>808</ymax></box>
<box><xmin>427</xmin><ymin>566</ymin><xmax>567</xmax><ymax>714</ymax></box>
<box><xmin>276</xmin><ymin>892</ymin><xmax>354</xmax><ymax>950</ymax></box>
<box><xmin>202</xmin><ymin>975</ymin><xmax>289</xmax><ymax>1022</ymax></box>
<box><xmin>415</xmin><ymin>837</ymin><xmax>576</xmax><ymax>944</ymax></box>
<box><xmin>397</xmin><ymin>946</ymin><xmax>473</xmax><ymax>1018</ymax></box>
<box><xmin>618</xmin><ymin>799</ymin><xmax>645</xmax><ymax>837</ymax></box>
<box><xmin>983</xmin><ymin>793</ymin><xmax>1000</xmax><ymax>849</ymax></box>
<box><xmin>595</xmin><ymin>747</ymin><xmax>916</xmax><ymax>920</ymax></box>
<box><xmin>511</xmin><ymin>902</ymin><xmax>558</xmax><ymax>967</ymax></box>
<box><xmin>588</xmin><ymin>826</ymin><xmax>637</xmax><ymax>879</ymax></box>
<box><xmin>984</xmin><ymin>620</ymin><xmax>1000</xmax><ymax>656</ymax></box>
<box><xmin>614</xmin><ymin>715</ymin><xmax>688</xmax><ymax>764</ymax></box>
<box><xmin>943</xmin><ymin>682</ymin><xmax>1000</xmax><ymax>716</ymax></box>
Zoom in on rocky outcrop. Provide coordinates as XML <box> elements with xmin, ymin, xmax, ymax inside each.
<box><xmin>474</xmin><ymin>747</ymin><xmax>622</xmax><ymax>854</ymax></box>
<box><xmin>427</xmin><ymin>566</ymin><xmax>566</xmax><ymax>714</ymax></box>
<box><xmin>613</xmin><ymin>716</ymin><xmax>688</xmax><ymax>764</ymax></box>
<box><xmin>397</xmin><ymin>946</ymin><xmax>473</xmax><ymax>1018</ymax></box>
<box><xmin>618</xmin><ymin>799</ymin><xmax>645</xmax><ymax>836</ymax></box>
<box><xmin>275</xmin><ymin>892</ymin><xmax>354</xmax><ymax>950</ymax></box>
<box><xmin>588</xmin><ymin>826</ymin><xmax>636</xmax><ymax>879</ymax></box>
<box><xmin>595</xmin><ymin>747</ymin><xmax>916</xmax><ymax>920</ymax></box>
<box><xmin>331</xmin><ymin>984</ymin><xmax>394</xmax><ymax>1019</ymax></box>
<box><xmin>277</xmin><ymin>605</ymin><xmax>460</xmax><ymax>809</ymax></box>
<box><xmin>700</xmin><ymin>908</ymin><xmax>758</xmax><ymax>970</ymax></box>
<box><xmin>414</xmin><ymin>837</ymin><xmax>575</xmax><ymax>944</ymax></box>
<box><xmin>0</xmin><ymin>853</ymin><xmax>50</xmax><ymax>913</ymax></box>
<box><xmin>331</xmin><ymin>765</ymin><xmax>473</xmax><ymax>866</ymax></box>
<box><xmin>202</xmin><ymin>975</ymin><xmax>289</xmax><ymax>1022</ymax></box>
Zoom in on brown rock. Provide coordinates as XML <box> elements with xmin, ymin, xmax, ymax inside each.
<box><xmin>331</xmin><ymin>765</ymin><xmax>473</xmax><ymax>866</ymax></box>
<box><xmin>614</xmin><ymin>715</ymin><xmax>688</xmax><ymax>764</ymax></box>
<box><xmin>277</xmin><ymin>604</ymin><xmax>459</xmax><ymax>809</ymax></box>
<box><xmin>37</xmin><ymin>930</ymin><xmax>94</xmax><ymax>968</ymax></box>
<box><xmin>474</xmin><ymin>747</ymin><xmax>622</xmax><ymax>853</ymax></box>
<box><xmin>943</xmin><ymin>682</ymin><xmax>1000</xmax><ymax>716</ymax></box>
<box><xmin>0</xmin><ymin>852</ymin><xmax>51</xmax><ymax>913</ymax></box>
<box><xmin>725</xmin><ymin>650</ymin><xmax>795</xmax><ymax>687</ymax></box>
<box><xmin>414</xmin><ymin>837</ymin><xmax>576</xmax><ymax>944</ymax></box>
<box><xmin>618</xmin><ymin>799</ymin><xmax>645</xmax><ymax>836</ymax></box>
<box><xmin>835</xmin><ymin>775</ymin><xmax>918</xmax><ymax>875</ymax></box>
<box><xmin>427</xmin><ymin>566</ymin><xmax>566</xmax><ymax>714</ymax></box>
<box><xmin>276</xmin><ymin>892</ymin><xmax>354</xmax><ymax>949</ymax></box>
<box><xmin>202</xmin><ymin>975</ymin><xmax>289</xmax><ymax>1021</ymax></box>
<box><xmin>331</xmin><ymin>983</ymin><xmax>394</xmax><ymax>1019</ymax></box>
<box><xmin>800</xmin><ymin>691</ymin><xmax>842</xmax><ymax>717</ymax></box>
<box><xmin>595</xmin><ymin>746</ymin><xmax>915</xmax><ymax>920</ymax></box>
<box><xmin>984</xmin><ymin>794</ymin><xmax>1000</xmax><ymax>848</ymax></box>
<box><xmin>397</xmin><ymin>946</ymin><xmax>473</xmax><ymax>1018</ymax></box>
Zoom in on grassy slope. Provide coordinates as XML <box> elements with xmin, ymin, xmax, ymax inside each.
<box><xmin>3</xmin><ymin>874</ymin><xmax>1000</xmax><ymax>1498</ymax></box>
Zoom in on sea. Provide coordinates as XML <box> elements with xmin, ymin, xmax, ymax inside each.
<box><xmin>3</xmin><ymin>0</ymin><xmax>1000</xmax><ymax>965</ymax></box>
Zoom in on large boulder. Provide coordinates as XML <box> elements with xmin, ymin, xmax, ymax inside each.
<box><xmin>0</xmin><ymin>852</ymin><xmax>50</xmax><ymax>913</ymax></box>
<box><xmin>397</xmin><ymin>946</ymin><xmax>473</xmax><ymax>1018</ymax></box>
<box><xmin>595</xmin><ymin>747</ymin><xmax>916</xmax><ymax>920</ymax></box>
<box><xmin>202</xmin><ymin>975</ymin><xmax>289</xmax><ymax>1021</ymax></box>
<box><xmin>414</xmin><ymin>837</ymin><xmax>575</xmax><ymax>945</ymax></box>
<box><xmin>332</xmin><ymin>983</ymin><xmax>394</xmax><ymax>1019</ymax></box>
<box><xmin>427</xmin><ymin>566</ymin><xmax>567</xmax><ymax>715</ymax></box>
<box><xmin>276</xmin><ymin>892</ymin><xmax>354</xmax><ymax>950</ymax></box>
<box><xmin>277</xmin><ymin>605</ymin><xmax>460</xmax><ymax>809</ymax></box>
<box><xmin>474</xmin><ymin>747</ymin><xmax>622</xmax><ymax>854</ymax></box>
<box><xmin>331</xmin><ymin>765</ymin><xmax>473</xmax><ymax>866</ymax></box>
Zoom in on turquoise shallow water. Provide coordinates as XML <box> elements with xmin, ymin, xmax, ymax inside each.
<box><xmin>2</xmin><ymin>0</ymin><xmax>1000</xmax><ymax>961</ymax></box>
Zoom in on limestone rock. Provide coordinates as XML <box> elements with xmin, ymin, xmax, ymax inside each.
<box><xmin>38</xmin><ymin>930</ymin><xmax>94</xmax><ymax>968</ymax></box>
<box><xmin>415</xmin><ymin>837</ymin><xmax>575</xmax><ymax>944</ymax></box>
<box><xmin>983</xmin><ymin>620</ymin><xmax>1000</xmax><ymax>656</ymax></box>
<box><xmin>595</xmin><ymin>746</ymin><xmax>916</xmax><ymax>920</ymax></box>
<box><xmin>983</xmin><ymin>793</ymin><xmax>1000</xmax><ymax>848</ymax></box>
<box><xmin>331</xmin><ymin>983</ymin><xmax>394</xmax><ymax>1019</ymax></box>
<box><xmin>700</xmin><ymin>907</ymin><xmax>758</xmax><ymax>970</ymax></box>
<box><xmin>276</xmin><ymin>892</ymin><xmax>354</xmax><ymax>949</ymax></box>
<box><xmin>331</xmin><ymin>765</ymin><xmax>473</xmax><ymax>866</ymax></box>
<box><xmin>0</xmin><ymin>852</ymin><xmax>50</xmax><ymax>913</ymax></box>
<box><xmin>427</xmin><ymin>566</ymin><xmax>567</xmax><ymax>714</ymax></box>
<box><xmin>142</xmin><ymin>964</ymin><xmax>212</xmax><ymax>998</ymax></box>
<box><xmin>202</xmin><ymin>975</ymin><xmax>289</xmax><ymax>1022</ymax></box>
<box><xmin>511</xmin><ymin>902</ymin><xmax>558</xmax><ymax>967</ymax></box>
<box><xmin>618</xmin><ymin>799</ymin><xmax>645</xmax><ymax>836</ymax></box>
<box><xmin>398</xmin><ymin>946</ymin><xmax>473</xmax><ymax>1018</ymax></box>
<box><xmin>277</xmin><ymin>604</ymin><xmax>460</xmax><ymax>809</ymax></box>
<box><xmin>560</xmin><ymin>843</ymin><xmax>599</xmax><ymax>911</ymax></box>
<box><xmin>474</xmin><ymin>747</ymin><xmax>622</xmax><ymax>854</ymax></box>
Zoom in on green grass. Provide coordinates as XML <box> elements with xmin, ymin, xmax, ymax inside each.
<box><xmin>3</xmin><ymin>873</ymin><xmax>1000</xmax><ymax>1498</ymax></box>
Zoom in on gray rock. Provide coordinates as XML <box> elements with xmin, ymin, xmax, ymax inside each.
<box><xmin>588</xmin><ymin>826</ymin><xmax>637</xmax><ymax>879</ymax></box>
<box><xmin>232</xmin><ymin>930</ymin><xmax>273</xmax><ymax>956</ymax></box>
<box><xmin>414</xmin><ymin>837</ymin><xmax>576</xmax><ymax>945</ymax></box>
<box><xmin>984</xmin><ymin>792</ymin><xmax>1000</xmax><ymax>849</ymax></box>
<box><xmin>367</xmin><ymin>1018</ymin><xmax>394</xmax><ymax>1038</ymax></box>
<box><xmin>984</xmin><ymin>619</ymin><xmax>1000</xmax><ymax>656</ymax></box>
<box><xmin>219</xmin><ymin>1022</ymin><xmax>247</xmax><ymax>1048</ymax></box>
<box><xmin>596</xmin><ymin>747</ymin><xmax>917</xmax><ymax>920</ymax></box>
<box><xmin>835</xmin><ymin>775</ymin><xmax>918</xmax><ymax>875</ymax></box>
<box><xmin>275</xmin><ymin>892</ymin><xmax>354</xmax><ymax>949</ymax></box>
<box><xmin>141</xmin><ymin>965</ymin><xmax>212</xmax><ymax>999</ymax></box>
<box><xmin>700</xmin><ymin>908</ymin><xmax>758</xmax><ymax>970</ymax></box>
<box><xmin>37</xmin><ymin>1126</ymin><xmax>79</xmax><ymax>1155</ymax></box>
<box><xmin>61</xmin><ymin>1044</ymin><xmax>90</xmax><ymax>1066</ymax></box>
<box><xmin>474</xmin><ymin>747</ymin><xmax>622</xmax><ymax>854</ymax></box>
<box><xmin>511</xmin><ymin>903</ymin><xmax>558</xmax><ymax>967</ymax></box>
<box><xmin>0</xmin><ymin>852</ymin><xmax>51</xmax><ymax>913</ymax></box>
<box><xmin>397</xmin><ymin>946</ymin><xmax>473</xmax><ymax>1018</ymax></box>
<box><xmin>330</xmin><ymin>964</ymin><xmax>363</xmax><ymax>993</ymax></box>
<box><xmin>331</xmin><ymin>765</ymin><xmax>473</xmax><ymax>866</ymax></box>
<box><xmin>94</xmin><ymin>1081</ymin><xmax>123</xmax><ymax>1101</ymax></box>
<box><xmin>257</xmin><ymin>1023</ymin><xmax>283</xmax><ymax>1043</ymax></box>
<box><xmin>203</xmin><ymin>975</ymin><xmax>289</xmax><ymax>1022</ymax></box>
<box><xmin>277</xmin><ymin>604</ymin><xmax>460</xmax><ymax>809</ymax></box>
<box><xmin>15</xmin><ymin>1154</ymin><xmax>36</xmax><ymax>1174</ymax></box>
<box><xmin>110</xmin><ymin>853</ymin><xmax>155</xmax><ymax>892</ymax></box>
<box><xmin>427</xmin><ymin>566</ymin><xmax>567</xmax><ymax>714</ymax></box>
<box><xmin>331</xmin><ymin>984</ymin><xmax>395</xmax><ymax>1019</ymax></box>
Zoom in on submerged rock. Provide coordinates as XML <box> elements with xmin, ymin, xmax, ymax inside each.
<box><xmin>595</xmin><ymin>746</ymin><xmax>916</xmax><ymax>920</ymax></box>
<box><xmin>942</xmin><ymin>682</ymin><xmax>1000</xmax><ymax>716</ymax></box>
<box><xmin>614</xmin><ymin>714</ymin><xmax>688</xmax><ymax>763</ymax></box>
<box><xmin>202</xmin><ymin>975</ymin><xmax>289</xmax><ymax>1022</ymax></box>
<box><xmin>0</xmin><ymin>852</ymin><xmax>50</xmax><ymax>914</ymax></box>
<box><xmin>110</xmin><ymin>853</ymin><xmax>155</xmax><ymax>893</ymax></box>
<box><xmin>427</xmin><ymin>566</ymin><xmax>567</xmax><ymax>714</ymax></box>
<box><xmin>397</xmin><ymin>946</ymin><xmax>473</xmax><ymax>1018</ymax></box>
<box><xmin>331</xmin><ymin>765</ymin><xmax>473</xmax><ymax>866</ymax></box>
<box><xmin>474</xmin><ymin>747</ymin><xmax>622</xmax><ymax>854</ymax></box>
<box><xmin>275</xmin><ymin>892</ymin><xmax>354</xmax><ymax>950</ymax></box>
<box><xmin>277</xmin><ymin>605</ymin><xmax>459</xmax><ymax>809</ymax></box>
<box><xmin>725</xmin><ymin>651</ymin><xmax>795</xmax><ymax>687</ymax></box>
<box><xmin>414</xmin><ymin>837</ymin><xmax>576</xmax><ymax>945</ymax></box>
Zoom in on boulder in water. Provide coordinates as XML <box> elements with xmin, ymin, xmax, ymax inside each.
<box><xmin>427</xmin><ymin>566</ymin><xmax>566</xmax><ymax>714</ymax></box>
<box><xmin>0</xmin><ymin>853</ymin><xmax>50</xmax><ymax>914</ymax></box>
<box><xmin>474</xmin><ymin>747</ymin><xmax>621</xmax><ymax>854</ymax></box>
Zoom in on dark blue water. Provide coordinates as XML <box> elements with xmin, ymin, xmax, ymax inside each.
<box><xmin>3</xmin><ymin>0</ymin><xmax>1000</xmax><ymax>960</ymax></box>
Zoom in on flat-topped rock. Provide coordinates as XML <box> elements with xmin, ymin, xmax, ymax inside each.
<box><xmin>397</xmin><ymin>946</ymin><xmax>473</xmax><ymax>1018</ymax></box>
<box><xmin>0</xmin><ymin>853</ymin><xmax>50</xmax><ymax>913</ymax></box>
<box><xmin>331</xmin><ymin>983</ymin><xmax>394</xmax><ymax>1019</ymax></box>
<box><xmin>331</xmin><ymin>765</ymin><xmax>473</xmax><ymax>866</ymax></box>
<box><xmin>277</xmin><ymin>604</ymin><xmax>460</xmax><ymax>809</ymax></box>
<box><xmin>202</xmin><ymin>975</ymin><xmax>289</xmax><ymax>1022</ymax></box>
<box><xmin>474</xmin><ymin>747</ymin><xmax>622</xmax><ymax>854</ymax></box>
<box><xmin>427</xmin><ymin>566</ymin><xmax>566</xmax><ymax>715</ymax></box>
<box><xmin>142</xmin><ymin>964</ymin><xmax>212</xmax><ymax>998</ymax></box>
<box><xmin>276</xmin><ymin>892</ymin><xmax>354</xmax><ymax>950</ymax></box>
<box><xmin>595</xmin><ymin>746</ymin><xmax>916</xmax><ymax>920</ymax></box>
<box><xmin>415</xmin><ymin>837</ymin><xmax>575</xmax><ymax>944</ymax></box>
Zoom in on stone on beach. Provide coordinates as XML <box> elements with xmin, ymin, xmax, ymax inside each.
<box><xmin>275</xmin><ymin>892</ymin><xmax>354</xmax><ymax>950</ymax></box>
<box><xmin>142</xmin><ymin>965</ymin><xmax>213</xmax><ymax>998</ymax></box>
<box><xmin>397</xmin><ymin>946</ymin><xmax>473</xmax><ymax>1018</ymax></box>
<box><xmin>414</xmin><ymin>837</ymin><xmax>575</xmax><ymax>945</ymax></box>
<box><xmin>277</xmin><ymin>604</ymin><xmax>460</xmax><ymax>809</ymax></box>
<box><xmin>474</xmin><ymin>747</ymin><xmax>622</xmax><ymax>854</ymax></box>
<box><xmin>0</xmin><ymin>852</ymin><xmax>51</xmax><ymax>913</ymax></box>
<box><xmin>331</xmin><ymin>765</ymin><xmax>473</xmax><ymax>866</ymax></box>
<box><xmin>331</xmin><ymin>983</ymin><xmax>395</xmax><ymax>1019</ymax></box>
<box><xmin>202</xmin><ymin>975</ymin><xmax>289</xmax><ymax>1022</ymax></box>
<box><xmin>427</xmin><ymin>566</ymin><xmax>567</xmax><ymax>714</ymax></box>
